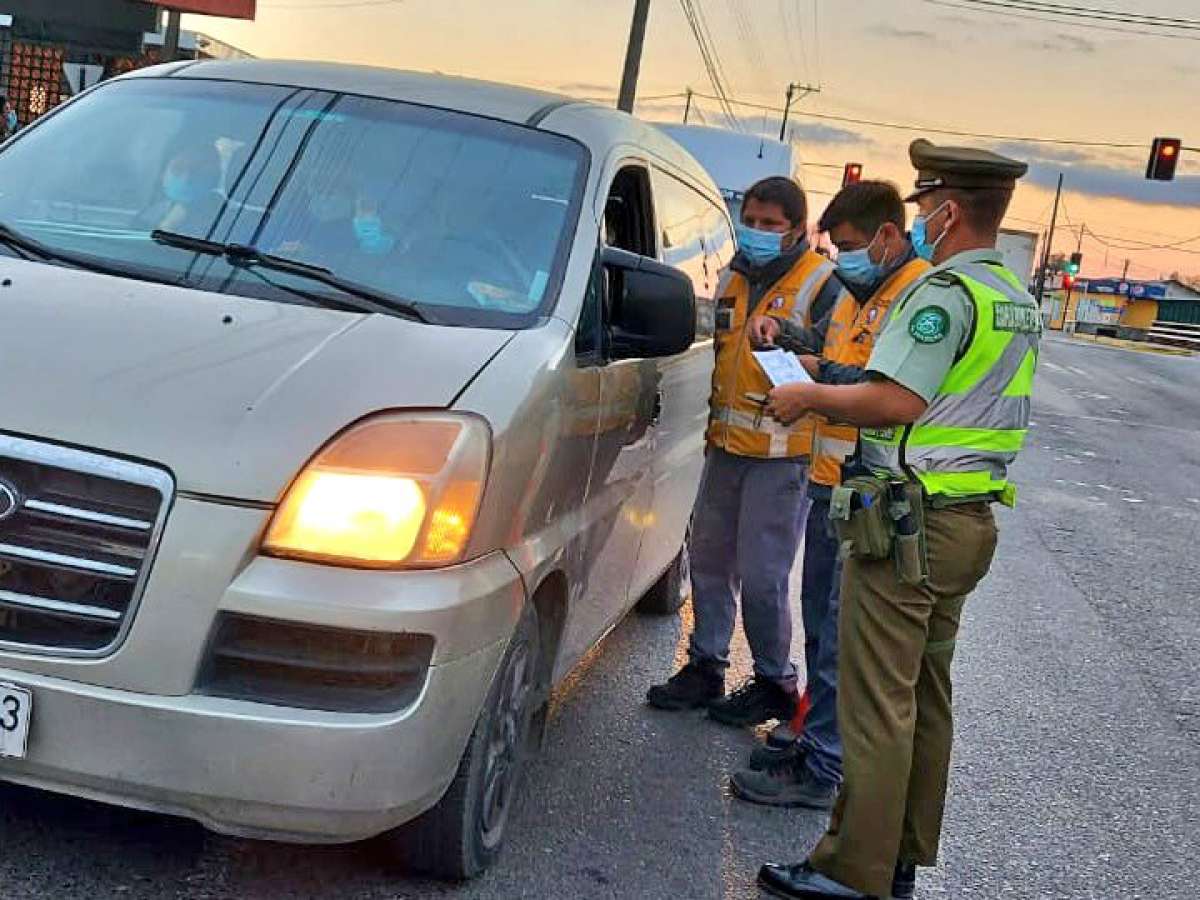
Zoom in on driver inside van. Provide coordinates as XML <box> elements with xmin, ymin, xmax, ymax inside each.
<box><xmin>142</xmin><ymin>145</ymin><xmax>224</xmax><ymax>236</ymax></box>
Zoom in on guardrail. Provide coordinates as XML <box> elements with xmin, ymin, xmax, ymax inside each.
<box><xmin>1148</xmin><ymin>320</ymin><xmax>1200</xmax><ymax>350</ymax></box>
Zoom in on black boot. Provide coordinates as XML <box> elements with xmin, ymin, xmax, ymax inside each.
<box><xmin>890</xmin><ymin>862</ymin><xmax>917</xmax><ymax>900</ymax></box>
<box><xmin>646</xmin><ymin>662</ymin><xmax>723</xmax><ymax>710</ymax></box>
<box><xmin>707</xmin><ymin>677</ymin><xmax>797</xmax><ymax>727</ymax></box>
<box><xmin>757</xmin><ymin>861</ymin><xmax>874</xmax><ymax>899</ymax></box>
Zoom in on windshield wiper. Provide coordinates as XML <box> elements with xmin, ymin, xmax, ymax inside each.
<box><xmin>0</xmin><ymin>221</ymin><xmax>64</xmax><ymax>262</ymax></box>
<box><xmin>151</xmin><ymin>229</ymin><xmax>429</xmax><ymax>323</ymax></box>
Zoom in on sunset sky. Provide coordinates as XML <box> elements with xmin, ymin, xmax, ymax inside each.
<box><xmin>185</xmin><ymin>0</ymin><xmax>1200</xmax><ymax>282</ymax></box>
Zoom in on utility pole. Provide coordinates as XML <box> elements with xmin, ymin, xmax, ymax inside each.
<box><xmin>682</xmin><ymin>87</ymin><xmax>693</xmax><ymax>123</ymax></box>
<box><xmin>1122</xmin><ymin>258</ymin><xmax>1131</xmax><ymax>280</ymax></box>
<box><xmin>162</xmin><ymin>9</ymin><xmax>182</xmax><ymax>62</ymax></box>
<box><xmin>779</xmin><ymin>83</ymin><xmax>795</xmax><ymax>141</ymax></box>
<box><xmin>778</xmin><ymin>81</ymin><xmax>821</xmax><ymax>142</ymax></box>
<box><xmin>1035</xmin><ymin>172</ymin><xmax>1064</xmax><ymax>305</ymax></box>
<box><xmin>617</xmin><ymin>0</ymin><xmax>651</xmax><ymax>114</ymax></box>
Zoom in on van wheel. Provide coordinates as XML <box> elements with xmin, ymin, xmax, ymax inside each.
<box><xmin>637</xmin><ymin>545</ymin><xmax>690</xmax><ymax>615</ymax></box>
<box><xmin>386</xmin><ymin>605</ymin><xmax>541</xmax><ymax>880</ymax></box>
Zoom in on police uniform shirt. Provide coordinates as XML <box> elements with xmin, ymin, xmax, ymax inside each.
<box><xmin>865</xmin><ymin>248</ymin><xmax>1004</xmax><ymax>403</ymax></box>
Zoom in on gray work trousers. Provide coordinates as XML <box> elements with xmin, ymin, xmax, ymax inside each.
<box><xmin>687</xmin><ymin>447</ymin><xmax>809</xmax><ymax>692</ymax></box>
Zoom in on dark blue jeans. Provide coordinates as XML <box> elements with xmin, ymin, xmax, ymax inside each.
<box><xmin>798</xmin><ymin>497</ymin><xmax>843</xmax><ymax>786</ymax></box>
<box><xmin>688</xmin><ymin>448</ymin><xmax>809</xmax><ymax>692</ymax></box>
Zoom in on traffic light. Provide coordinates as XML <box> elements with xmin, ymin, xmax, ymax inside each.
<box><xmin>1062</xmin><ymin>273</ymin><xmax>1074</xmax><ymax>292</ymax></box>
<box><xmin>842</xmin><ymin>162</ymin><xmax>863</xmax><ymax>187</ymax></box>
<box><xmin>1068</xmin><ymin>252</ymin><xmax>1082</xmax><ymax>275</ymax></box>
<box><xmin>1146</xmin><ymin>137</ymin><xmax>1182</xmax><ymax>181</ymax></box>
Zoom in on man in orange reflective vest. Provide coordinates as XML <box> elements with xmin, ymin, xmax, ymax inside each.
<box><xmin>729</xmin><ymin>182</ymin><xmax>929</xmax><ymax>808</ymax></box>
<box><xmin>647</xmin><ymin>176</ymin><xmax>848</xmax><ymax>726</ymax></box>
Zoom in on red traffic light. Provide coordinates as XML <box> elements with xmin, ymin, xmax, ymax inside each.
<box><xmin>1062</xmin><ymin>274</ymin><xmax>1074</xmax><ymax>291</ymax></box>
<box><xmin>842</xmin><ymin>162</ymin><xmax>863</xmax><ymax>187</ymax></box>
<box><xmin>1147</xmin><ymin>137</ymin><xmax>1182</xmax><ymax>181</ymax></box>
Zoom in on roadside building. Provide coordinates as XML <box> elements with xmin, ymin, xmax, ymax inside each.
<box><xmin>0</xmin><ymin>2</ymin><xmax>253</xmax><ymax>130</ymax></box>
<box><xmin>0</xmin><ymin>0</ymin><xmax>156</xmax><ymax>127</ymax></box>
<box><xmin>1056</xmin><ymin>277</ymin><xmax>1200</xmax><ymax>343</ymax></box>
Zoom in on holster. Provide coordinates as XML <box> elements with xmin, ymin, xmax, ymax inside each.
<box><xmin>829</xmin><ymin>476</ymin><xmax>894</xmax><ymax>561</ymax></box>
<box><xmin>890</xmin><ymin>480</ymin><xmax>930</xmax><ymax>586</ymax></box>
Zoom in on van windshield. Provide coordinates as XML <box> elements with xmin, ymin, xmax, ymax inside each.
<box><xmin>0</xmin><ymin>78</ymin><xmax>587</xmax><ymax>328</ymax></box>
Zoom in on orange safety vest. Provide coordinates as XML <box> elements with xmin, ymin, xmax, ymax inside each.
<box><xmin>708</xmin><ymin>249</ymin><xmax>837</xmax><ymax>458</ymax></box>
<box><xmin>809</xmin><ymin>257</ymin><xmax>931</xmax><ymax>487</ymax></box>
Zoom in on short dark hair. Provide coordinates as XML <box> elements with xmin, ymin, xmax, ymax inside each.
<box><xmin>744</xmin><ymin>176</ymin><xmax>807</xmax><ymax>228</ymax></box>
<box><xmin>818</xmin><ymin>180</ymin><xmax>904</xmax><ymax>236</ymax></box>
<box><xmin>944</xmin><ymin>187</ymin><xmax>1013</xmax><ymax>233</ymax></box>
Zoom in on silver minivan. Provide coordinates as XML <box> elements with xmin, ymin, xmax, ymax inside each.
<box><xmin>0</xmin><ymin>60</ymin><xmax>734</xmax><ymax>877</ymax></box>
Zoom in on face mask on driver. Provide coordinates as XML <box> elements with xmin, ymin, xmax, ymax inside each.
<box><xmin>353</xmin><ymin>214</ymin><xmax>395</xmax><ymax>255</ymax></box>
<box><xmin>163</xmin><ymin>170</ymin><xmax>203</xmax><ymax>205</ymax></box>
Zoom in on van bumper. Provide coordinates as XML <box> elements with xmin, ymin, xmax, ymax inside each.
<box><xmin>0</xmin><ymin>532</ymin><xmax>527</xmax><ymax>843</ymax></box>
<box><xmin>0</xmin><ymin>636</ymin><xmax>507</xmax><ymax>842</ymax></box>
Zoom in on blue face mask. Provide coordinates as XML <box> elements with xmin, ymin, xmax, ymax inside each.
<box><xmin>353</xmin><ymin>215</ymin><xmax>395</xmax><ymax>255</ymax></box>
<box><xmin>163</xmin><ymin>171</ymin><xmax>202</xmax><ymax>205</ymax></box>
<box><xmin>736</xmin><ymin>222</ymin><xmax>787</xmax><ymax>267</ymax></box>
<box><xmin>836</xmin><ymin>228</ymin><xmax>888</xmax><ymax>289</ymax></box>
<box><xmin>911</xmin><ymin>202</ymin><xmax>950</xmax><ymax>262</ymax></box>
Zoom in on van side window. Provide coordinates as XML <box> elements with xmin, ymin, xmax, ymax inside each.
<box><xmin>603</xmin><ymin>166</ymin><xmax>655</xmax><ymax>257</ymax></box>
<box><xmin>579</xmin><ymin>166</ymin><xmax>657</xmax><ymax>361</ymax></box>
<box><xmin>652</xmin><ymin>170</ymin><xmax>728</xmax><ymax>339</ymax></box>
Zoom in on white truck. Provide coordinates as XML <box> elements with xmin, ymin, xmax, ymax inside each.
<box><xmin>996</xmin><ymin>227</ymin><xmax>1039</xmax><ymax>291</ymax></box>
<box><xmin>655</xmin><ymin>123</ymin><xmax>802</xmax><ymax>221</ymax></box>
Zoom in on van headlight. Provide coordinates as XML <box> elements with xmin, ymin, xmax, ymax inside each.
<box><xmin>262</xmin><ymin>413</ymin><xmax>491</xmax><ymax>568</ymax></box>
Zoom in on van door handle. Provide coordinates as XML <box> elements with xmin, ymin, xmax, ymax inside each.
<box><xmin>651</xmin><ymin>390</ymin><xmax>663</xmax><ymax>426</ymax></box>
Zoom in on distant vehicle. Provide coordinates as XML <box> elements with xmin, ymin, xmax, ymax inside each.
<box><xmin>0</xmin><ymin>60</ymin><xmax>733</xmax><ymax>879</ymax></box>
<box><xmin>997</xmin><ymin>227</ymin><xmax>1039</xmax><ymax>292</ymax></box>
<box><xmin>656</xmin><ymin>122</ymin><xmax>802</xmax><ymax>220</ymax></box>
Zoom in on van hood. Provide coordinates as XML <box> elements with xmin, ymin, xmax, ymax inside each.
<box><xmin>0</xmin><ymin>259</ymin><xmax>513</xmax><ymax>501</ymax></box>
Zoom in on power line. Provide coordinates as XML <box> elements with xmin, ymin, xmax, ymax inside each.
<box><xmin>679</xmin><ymin>0</ymin><xmax>743</xmax><ymax>130</ymax></box>
<box><xmin>943</xmin><ymin>0</ymin><xmax>1200</xmax><ymax>31</ymax></box>
<box><xmin>811</xmin><ymin>0</ymin><xmax>822</xmax><ymax>88</ymax></box>
<box><xmin>727</xmin><ymin>0</ymin><xmax>774</xmax><ymax>94</ymax></box>
<box><xmin>923</xmin><ymin>0</ymin><xmax>1200</xmax><ymax>40</ymax></box>
<box><xmin>685</xmin><ymin>90</ymin><xmax>1148</xmax><ymax>148</ymax></box>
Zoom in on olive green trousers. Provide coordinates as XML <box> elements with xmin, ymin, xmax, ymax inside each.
<box><xmin>808</xmin><ymin>502</ymin><xmax>998</xmax><ymax>898</ymax></box>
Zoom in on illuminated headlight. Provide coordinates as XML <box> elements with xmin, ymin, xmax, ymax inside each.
<box><xmin>262</xmin><ymin>413</ymin><xmax>490</xmax><ymax>568</ymax></box>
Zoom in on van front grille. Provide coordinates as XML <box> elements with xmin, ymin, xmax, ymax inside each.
<box><xmin>0</xmin><ymin>435</ymin><xmax>172</xmax><ymax>656</ymax></box>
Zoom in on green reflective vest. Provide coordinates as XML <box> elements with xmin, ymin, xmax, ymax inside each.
<box><xmin>861</xmin><ymin>260</ymin><xmax>1041</xmax><ymax>507</ymax></box>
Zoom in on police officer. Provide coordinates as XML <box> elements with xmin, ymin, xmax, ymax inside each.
<box><xmin>755</xmin><ymin>140</ymin><xmax>1038</xmax><ymax>900</ymax></box>
<box><xmin>647</xmin><ymin>176</ymin><xmax>848</xmax><ymax>727</ymax></box>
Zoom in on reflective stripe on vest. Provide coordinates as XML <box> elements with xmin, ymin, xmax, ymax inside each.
<box><xmin>809</xmin><ymin>258</ymin><xmax>930</xmax><ymax>487</ymax></box>
<box><xmin>708</xmin><ymin>249</ymin><xmax>836</xmax><ymax>458</ymax></box>
<box><xmin>860</xmin><ymin>260</ymin><xmax>1040</xmax><ymax>506</ymax></box>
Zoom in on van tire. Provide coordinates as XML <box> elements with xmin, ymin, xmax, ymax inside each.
<box><xmin>386</xmin><ymin>605</ymin><xmax>542</xmax><ymax>880</ymax></box>
<box><xmin>636</xmin><ymin>545</ymin><xmax>690</xmax><ymax>616</ymax></box>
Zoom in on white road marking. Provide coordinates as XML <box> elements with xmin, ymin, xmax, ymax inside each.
<box><xmin>1042</xmin><ymin>361</ymin><xmax>1067</xmax><ymax>373</ymax></box>
<box><xmin>1122</xmin><ymin>497</ymin><xmax>1146</xmax><ymax>504</ymax></box>
<box><xmin>1067</xmin><ymin>366</ymin><xmax>1090</xmax><ymax>376</ymax></box>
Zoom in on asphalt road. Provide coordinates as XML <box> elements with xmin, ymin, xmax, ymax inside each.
<box><xmin>3</xmin><ymin>334</ymin><xmax>1199</xmax><ymax>899</ymax></box>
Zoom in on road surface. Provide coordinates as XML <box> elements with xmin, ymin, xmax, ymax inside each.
<box><xmin>3</xmin><ymin>334</ymin><xmax>1199</xmax><ymax>898</ymax></box>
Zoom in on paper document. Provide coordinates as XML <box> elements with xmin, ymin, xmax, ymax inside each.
<box><xmin>752</xmin><ymin>349</ymin><xmax>814</xmax><ymax>387</ymax></box>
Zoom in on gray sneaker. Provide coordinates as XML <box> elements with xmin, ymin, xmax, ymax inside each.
<box><xmin>729</xmin><ymin>755</ymin><xmax>836</xmax><ymax>809</ymax></box>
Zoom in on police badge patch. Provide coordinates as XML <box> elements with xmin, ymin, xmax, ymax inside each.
<box><xmin>909</xmin><ymin>306</ymin><xmax>950</xmax><ymax>344</ymax></box>
<box><xmin>769</xmin><ymin>296</ymin><xmax>785</xmax><ymax>310</ymax></box>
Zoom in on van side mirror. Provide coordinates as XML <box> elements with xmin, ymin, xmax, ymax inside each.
<box><xmin>601</xmin><ymin>246</ymin><xmax>696</xmax><ymax>359</ymax></box>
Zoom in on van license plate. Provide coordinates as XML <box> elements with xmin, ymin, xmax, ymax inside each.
<box><xmin>0</xmin><ymin>682</ymin><xmax>32</xmax><ymax>759</ymax></box>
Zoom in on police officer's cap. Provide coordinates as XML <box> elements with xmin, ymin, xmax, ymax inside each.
<box><xmin>905</xmin><ymin>139</ymin><xmax>1028</xmax><ymax>201</ymax></box>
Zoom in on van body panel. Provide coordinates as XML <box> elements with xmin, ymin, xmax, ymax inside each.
<box><xmin>0</xmin><ymin>259</ymin><xmax>512</xmax><ymax>501</ymax></box>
